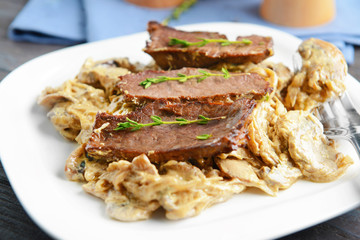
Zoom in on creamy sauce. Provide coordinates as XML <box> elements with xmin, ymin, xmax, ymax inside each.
<box><xmin>284</xmin><ymin>38</ymin><xmax>347</xmax><ymax>110</ymax></box>
<box><xmin>39</xmin><ymin>40</ymin><xmax>353</xmax><ymax>221</ymax></box>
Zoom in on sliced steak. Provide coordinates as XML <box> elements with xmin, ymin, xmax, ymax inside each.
<box><xmin>144</xmin><ymin>21</ymin><xmax>274</xmax><ymax>69</ymax></box>
<box><xmin>114</xmin><ymin>67</ymin><xmax>272</xmax><ymax>104</ymax></box>
<box><xmin>85</xmin><ymin>98</ymin><xmax>256</xmax><ymax>164</ymax></box>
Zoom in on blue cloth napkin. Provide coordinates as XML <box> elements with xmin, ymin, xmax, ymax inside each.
<box><xmin>8</xmin><ymin>0</ymin><xmax>360</xmax><ymax>64</ymax></box>
<box><xmin>8</xmin><ymin>0</ymin><xmax>86</xmax><ymax>45</ymax></box>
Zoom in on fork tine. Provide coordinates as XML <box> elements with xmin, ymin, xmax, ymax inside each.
<box><xmin>319</xmin><ymin>91</ymin><xmax>360</xmax><ymax>134</ymax></box>
<box><xmin>317</xmin><ymin>91</ymin><xmax>360</xmax><ymax>158</ymax></box>
<box><xmin>317</xmin><ymin>102</ymin><xmax>342</xmax><ymax>130</ymax></box>
<box><xmin>328</xmin><ymin>98</ymin><xmax>349</xmax><ymax>118</ymax></box>
<box><xmin>340</xmin><ymin>91</ymin><xmax>360</xmax><ymax>115</ymax></box>
<box><xmin>317</xmin><ymin>102</ymin><xmax>335</xmax><ymax>121</ymax></box>
<box><xmin>337</xmin><ymin>92</ymin><xmax>360</xmax><ymax>125</ymax></box>
<box><xmin>325</xmin><ymin>95</ymin><xmax>354</xmax><ymax>128</ymax></box>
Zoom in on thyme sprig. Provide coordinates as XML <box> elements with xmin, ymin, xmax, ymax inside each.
<box><xmin>196</xmin><ymin>134</ymin><xmax>212</xmax><ymax>140</ymax></box>
<box><xmin>169</xmin><ymin>37</ymin><xmax>252</xmax><ymax>47</ymax></box>
<box><xmin>114</xmin><ymin>115</ymin><xmax>226</xmax><ymax>131</ymax></box>
<box><xmin>140</xmin><ymin>68</ymin><xmax>232</xmax><ymax>89</ymax></box>
<box><xmin>260</xmin><ymin>93</ymin><xmax>270</xmax><ymax>102</ymax></box>
<box><xmin>162</xmin><ymin>0</ymin><xmax>198</xmax><ymax>25</ymax></box>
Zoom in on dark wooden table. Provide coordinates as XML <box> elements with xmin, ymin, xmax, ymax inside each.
<box><xmin>1</xmin><ymin>0</ymin><xmax>360</xmax><ymax>239</ymax></box>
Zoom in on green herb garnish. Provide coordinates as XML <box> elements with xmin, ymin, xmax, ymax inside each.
<box><xmin>169</xmin><ymin>37</ymin><xmax>252</xmax><ymax>47</ymax></box>
<box><xmin>140</xmin><ymin>68</ymin><xmax>233</xmax><ymax>89</ymax></box>
<box><xmin>162</xmin><ymin>0</ymin><xmax>198</xmax><ymax>25</ymax></box>
<box><xmin>114</xmin><ymin>115</ymin><xmax>226</xmax><ymax>131</ymax></box>
<box><xmin>260</xmin><ymin>93</ymin><xmax>270</xmax><ymax>102</ymax></box>
<box><xmin>196</xmin><ymin>134</ymin><xmax>212</xmax><ymax>140</ymax></box>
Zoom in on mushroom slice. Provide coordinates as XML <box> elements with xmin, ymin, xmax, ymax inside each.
<box><xmin>284</xmin><ymin>38</ymin><xmax>347</xmax><ymax>111</ymax></box>
<box><xmin>217</xmin><ymin>158</ymin><xmax>275</xmax><ymax>195</ymax></box>
<box><xmin>276</xmin><ymin>110</ymin><xmax>353</xmax><ymax>182</ymax></box>
<box><xmin>247</xmin><ymin>98</ymin><xmax>287</xmax><ymax>166</ymax></box>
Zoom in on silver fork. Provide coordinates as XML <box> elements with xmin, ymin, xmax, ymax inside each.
<box><xmin>316</xmin><ymin>92</ymin><xmax>360</xmax><ymax>158</ymax></box>
<box><xmin>293</xmin><ymin>52</ymin><xmax>360</xmax><ymax>158</ymax></box>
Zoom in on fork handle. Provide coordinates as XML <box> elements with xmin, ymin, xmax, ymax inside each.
<box><xmin>350</xmin><ymin>134</ymin><xmax>360</xmax><ymax>159</ymax></box>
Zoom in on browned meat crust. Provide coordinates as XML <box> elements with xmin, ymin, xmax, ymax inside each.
<box><xmin>114</xmin><ymin>67</ymin><xmax>272</xmax><ymax>104</ymax></box>
<box><xmin>85</xmin><ymin>98</ymin><xmax>256</xmax><ymax>164</ymax></box>
<box><xmin>144</xmin><ymin>21</ymin><xmax>274</xmax><ymax>69</ymax></box>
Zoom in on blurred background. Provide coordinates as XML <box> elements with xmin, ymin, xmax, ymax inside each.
<box><xmin>1</xmin><ymin>0</ymin><xmax>360</xmax><ymax>239</ymax></box>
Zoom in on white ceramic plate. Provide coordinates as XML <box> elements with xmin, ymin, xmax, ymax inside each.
<box><xmin>1</xmin><ymin>22</ymin><xmax>360</xmax><ymax>240</ymax></box>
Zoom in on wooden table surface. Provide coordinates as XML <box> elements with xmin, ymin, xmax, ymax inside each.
<box><xmin>1</xmin><ymin>0</ymin><xmax>360</xmax><ymax>239</ymax></box>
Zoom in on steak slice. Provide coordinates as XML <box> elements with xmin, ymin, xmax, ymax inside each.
<box><xmin>114</xmin><ymin>67</ymin><xmax>272</xmax><ymax>104</ymax></box>
<box><xmin>85</xmin><ymin>98</ymin><xmax>256</xmax><ymax>164</ymax></box>
<box><xmin>144</xmin><ymin>21</ymin><xmax>274</xmax><ymax>69</ymax></box>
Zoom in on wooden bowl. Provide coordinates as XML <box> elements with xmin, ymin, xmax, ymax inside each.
<box><xmin>260</xmin><ymin>0</ymin><xmax>335</xmax><ymax>27</ymax></box>
<box><xmin>125</xmin><ymin>0</ymin><xmax>184</xmax><ymax>8</ymax></box>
